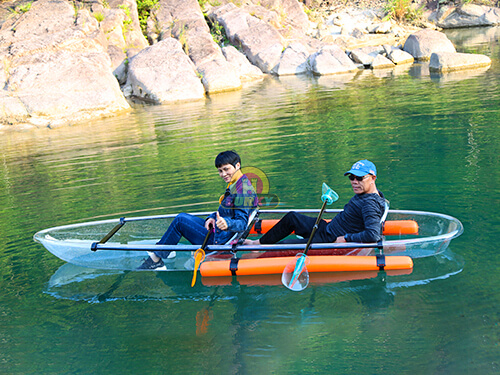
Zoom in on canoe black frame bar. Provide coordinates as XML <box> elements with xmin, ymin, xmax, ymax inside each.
<box><xmin>90</xmin><ymin>241</ymin><xmax>386</xmax><ymax>253</ymax></box>
<box><xmin>91</xmin><ymin>217</ymin><xmax>126</xmax><ymax>252</ymax></box>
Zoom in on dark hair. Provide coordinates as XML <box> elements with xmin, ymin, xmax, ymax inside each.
<box><xmin>215</xmin><ymin>150</ymin><xmax>241</xmax><ymax>168</ymax></box>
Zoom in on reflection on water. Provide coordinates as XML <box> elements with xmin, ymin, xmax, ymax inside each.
<box><xmin>45</xmin><ymin>249</ymin><xmax>464</xmax><ymax>304</ymax></box>
<box><xmin>0</xmin><ymin>27</ymin><xmax>498</xmax><ymax>375</ymax></box>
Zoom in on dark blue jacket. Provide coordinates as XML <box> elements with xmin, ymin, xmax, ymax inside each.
<box><xmin>325</xmin><ymin>191</ymin><xmax>386</xmax><ymax>243</ymax></box>
<box><xmin>207</xmin><ymin>173</ymin><xmax>257</xmax><ymax>244</ymax></box>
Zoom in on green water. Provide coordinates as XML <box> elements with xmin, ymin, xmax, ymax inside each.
<box><xmin>1</xmin><ymin>28</ymin><xmax>499</xmax><ymax>374</ymax></box>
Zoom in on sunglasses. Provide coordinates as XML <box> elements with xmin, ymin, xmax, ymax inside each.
<box><xmin>348</xmin><ymin>174</ymin><xmax>369</xmax><ymax>181</ymax></box>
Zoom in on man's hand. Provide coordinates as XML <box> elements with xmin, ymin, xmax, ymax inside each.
<box><xmin>335</xmin><ymin>236</ymin><xmax>347</xmax><ymax>243</ymax></box>
<box><xmin>205</xmin><ymin>217</ymin><xmax>215</xmax><ymax>230</ymax></box>
<box><xmin>216</xmin><ymin>211</ymin><xmax>228</xmax><ymax>231</ymax></box>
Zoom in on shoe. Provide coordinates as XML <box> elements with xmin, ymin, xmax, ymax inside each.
<box><xmin>137</xmin><ymin>257</ymin><xmax>166</xmax><ymax>270</ymax></box>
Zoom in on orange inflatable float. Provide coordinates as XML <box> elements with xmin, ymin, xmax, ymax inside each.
<box><xmin>202</xmin><ymin>268</ymin><xmax>413</xmax><ymax>287</ymax></box>
<box><xmin>200</xmin><ymin>255</ymin><xmax>413</xmax><ymax>277</ymax></box>
<box><xmin>250</xmin><ymin>219</ymin><xmax>418</xmax><ymax>236</ymax></box>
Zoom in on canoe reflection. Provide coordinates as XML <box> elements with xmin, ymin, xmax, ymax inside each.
<box><xmin>44</xmin><ymin>248</ymin><xmax>464</xmax><ymax>304</ymax></box>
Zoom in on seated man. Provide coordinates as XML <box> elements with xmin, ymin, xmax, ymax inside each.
<box><xmin>139</xmin><ymin>150</ymin><xmax>257</xmax><ymax>270</ymax></box>
<box><xmin>245</xmin><ymin>160</ymin><xmax>386</xmax><ymax>246</ymax></box>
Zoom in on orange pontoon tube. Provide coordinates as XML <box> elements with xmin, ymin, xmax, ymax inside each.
<box><xmin>202</xmin><ymin>268</ymin><xmax>413</xmax><ymax>287</ymax></box>
<box><xmin>200</xmin><ymin>255</ymin><xmax>413</xmax><ymax>277</ymax></box>
<box><xmin>250</xmin><ymin>219</ymin><xmax>418</xmax><ymax>236</ymax></box>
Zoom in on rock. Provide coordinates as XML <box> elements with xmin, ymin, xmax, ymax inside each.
<box><xmin>429</xmin><ymin>52</ymin><xmax>491</xmax><ymax>72</ymax></box>
<box><xmin>126</xmin><ymin>38</ymin><xmax>205</xmax><ymax>103</ymax></box>
<box><xmin>108</xmin><ymin>45</ymin><xmax>128</xmax><ymax>84</ymax></box>
<box><xmin>9</xmin><ymin>51</ymin><xmax>128</xmax><ymax>119</ymax></box>
<box><xmin>10</xmin><ymin>0</ymin><xmax>75</xmax><ymax>40</ymax></box>
<box><xmin>146</xmin><ymin>0</ymin><xmax>173</xmax><ymax>43</ymax></box>
<box><xmin>403</xmin><ymin>29</ymin><xmax>456</xmax><ymax>61</ymax></box>
<box><xmin>208</xmin><ymin>3</ymin><xmax>284</xmax><ymax>73</ymax></box>
<box><xmin>0</xmin><ymin>92</ymin><xmax>30</xmax><ymax>123</ymax></box>
<box><xmin>274</xmin><ymin>42</ymin><xmax>310</xmax><ymax>76</ymax></box>
<box><xmin>388</xmin><ymin>48</ymin><xmax>414</xmax><ymax>65</ymax></box>
<box><xmin>351</xmin><ymin>27</ymin><xmax>367</xmax><ymax>39</ymax></box>
<box><xmin>162</xmin><ymin>0</ymin><xmax>241</xmax><ymax>93</ymax></box>
<box><xmin>100</xmin><ymin>9</ymin><xmax>128</xmax><ymax>51</ymax></box>
<box><xmin>0</xmin><ymin>0</ymin><xmax>130</xmax><ymax>127</ymax></box>
<box><xmin>375</xmin><ymin>21</ymin><xmax>392</xmax><ymax>34</ymax></box>
<box><xmin>437</xmin><ymin>4</ymin><xmax>500</xmax><ymax>29</ymax></box>
<box><xmin>222</xmin><ymin>46</ymin><xmax>264</xmax><ymax>82</ymax></box>
<box><xmin>198</xmin><ymin>54</ymin><xmax>243</xmax><ymax>93</ymax></box>
<box><xmin>108</xmin><ymin>0</ymin><xmax>148</xmax><ymax>51</ymax></box>
<box><xmin>349</xmin><ymin>49</ymin><xmax>374</xmax><ymax>67</ymax></box>
<box><xmin>371</xmin><ymin>54</ymin><xmax>395</xmax><ymax>69</ymax></box>
<box><xmin>240</xmin><ymin>0</ymin><xmax>310</xmax><ymax>36</ymax></box>
<box><xmin>268</xmin><ymin>0</ymin><xmax>310</xmax><ymax>34</ymax></box>
<box><xmin>309</xmin><ymin>44</ymin><xmax>359</xmax><ymax>75</ymax></box>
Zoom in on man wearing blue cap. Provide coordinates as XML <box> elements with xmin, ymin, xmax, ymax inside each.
<box><xmin>245</xmin><ymin>159</ymin><xmax>386</xmax><ymax>245</ymax></box>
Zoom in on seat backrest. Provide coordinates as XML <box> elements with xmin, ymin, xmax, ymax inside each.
<box><xmin>380</xmin><ymin>199</ymin><xmax>390</xmax><ymax>232</ymax></box>
<box><xmin>225</xmin><ymin>208</ymin><xmax>260</xmax><ymax>245</ymax></box>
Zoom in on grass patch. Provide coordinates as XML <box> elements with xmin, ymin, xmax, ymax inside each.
<box><xmin>137</xmin><ymin>0</ymin><xmax>159</xmax><ymax>36</ymax></box>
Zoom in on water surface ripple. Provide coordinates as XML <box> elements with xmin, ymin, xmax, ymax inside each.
<box><xmin>0</xmin><ymin>28</ymin><xmax>499</xmax><ymax>374</ymax></box>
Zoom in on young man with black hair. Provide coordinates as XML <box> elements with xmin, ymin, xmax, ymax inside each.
<box><xmin>138</xmin><ymin>150</ymin><xmax>257</xmax><ymax>270</ymax></box>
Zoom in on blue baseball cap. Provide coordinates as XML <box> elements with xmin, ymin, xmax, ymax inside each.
<box><xmin>344</xmin><ymin>160</ymin><xmax>377</xmax><ymax>177</ymax></box>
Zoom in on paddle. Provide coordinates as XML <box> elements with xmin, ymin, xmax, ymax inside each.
<box><xmin>282</xmin><ymin>183</ymin><xmax>338</xmax><ymax>291</ymax></box>
<box><xmin>191</xmin><ymin>224</ymin><xmax>214</xmax><ymax>287</ymax></box>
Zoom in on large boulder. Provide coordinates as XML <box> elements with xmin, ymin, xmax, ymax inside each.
<box><xmin>257</xmin><ymin>0</ymin><xmax>310</xmax><ymax>34</ymax></box>
<box><xmin>349</xmin><ymin>49</ymin><xmax>375</xmax><ymax>67</ymax></box>
<box><xmin>308</xmin><ymin>45</ymin><xmax>359</xmax><ymax>75</ymax></box>
<box><xmin>403</xmin><ymin>29</ymin><xmax>456</xmax><ymax>61</ymax></box>
<box><xmin>371</xmin><ymin>54</ymin><xmax>395</xmax><ymax>69</ymax></box>
<box><xmin>125</xmin><ymin>38</ymin><xmax>205</xmax><ymax>103</ymax></box>
<box><xmin>222</xmin><ymin>46</ymin><xmax>264</xmax><ymax>82</ymax></box>
<box><xmin>0</xmin><ymin>0</ymin><xmax>130</xmax><ymax>127</ymax></box>
<box><xmin>429</xmin><ymin>52</ymin><xmax>491</xmax><ymax>72</ymax></box>
<box><xmin>208</xmin><ymin>3</ymin><xmax>284</xmax><ymax>73</ymax></box>
<box><xmin>387</xmin><ymin>48</ymin><xmax>414</xmax><ymax>65</ymax></box>
<box><xmin>107</xmin><ymin>0</ymin><xmax>149</xmax><ymax>54</ymax></box>
<box><xmin>437</xmin><ymin>4</ymin><xmax>500</xmax><ymax>29</ymax></box>
<box><xmin>274</xmin><ymin>42</ymin><xmax>311</xmax><ymax>76</ymax></box>
<box><xmin>147</xmin><ymin>0</ymin><xmax>241</xmax><ymax>93</ymax></box>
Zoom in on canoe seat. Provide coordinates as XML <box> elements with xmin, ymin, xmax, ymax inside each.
<box><xmin>225</xmin><ymin>208</ymin><xmax>260</xmax><ymax>246</ymax></box>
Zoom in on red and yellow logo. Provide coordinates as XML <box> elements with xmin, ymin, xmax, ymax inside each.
<box><xmin>241</xmin><ymin>166</ymin><xmax>279</xmax><ymax>208</ymax></box>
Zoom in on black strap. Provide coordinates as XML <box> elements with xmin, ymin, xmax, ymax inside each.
<box><xmin>376</xmin><ymin>254</ymin><xmax>386</xmax><ymax>270</ymax></box>
<box><xmin>230</xmin><ymin>258</ymin><xmax>240</xmax><ymax>275</ymax></box>
<box><xmin>254</xmin><ymin>219</ymin><xmax>262</xmax><ymax>234</ymax></box>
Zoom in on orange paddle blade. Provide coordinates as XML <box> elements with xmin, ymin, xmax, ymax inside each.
<box><xmin>191</xmin><ymin>248</ymin><xmax>206</xmax><ymax>287</ymax></box>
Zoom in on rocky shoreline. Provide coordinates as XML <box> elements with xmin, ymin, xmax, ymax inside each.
<box><xmin>0</xmin><ymin>0</ymin><xmax>499</xmax><ymax>130</ymax></box>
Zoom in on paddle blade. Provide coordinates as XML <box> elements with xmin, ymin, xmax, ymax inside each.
<box><xmin>322</xmin><ymin>183</ymin><xmax>339</xmax><ymax>205</ymax></box>
<box><xmin>191</xmin><ymin>248</ymin><xmax>206</xmax><ymax>287</ymax></box>
<box><xmin>282</xmin><ymin>254</ymin><xmax>310</xmax><ymax>291</ymax></box>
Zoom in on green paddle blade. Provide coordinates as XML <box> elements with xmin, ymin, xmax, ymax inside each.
<box><xmin>282</xmin><ymin>253</ymin><xmax>310</xmax><ymax>291</ymax></box>
<box><xmin>322</xmin><ymin>183</ymin><xmax>339</xmax><ymax>205</ymax></box>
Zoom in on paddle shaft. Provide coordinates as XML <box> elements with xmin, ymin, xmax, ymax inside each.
<box><xmin>303</xmin><ymin>199</ymin><xmax>328</xmax><ymax>256</ymax></box>
<box><xmin>201</xmin><ymin>224</ymin><xmax>213</xmax><ymax>249</ymax></box>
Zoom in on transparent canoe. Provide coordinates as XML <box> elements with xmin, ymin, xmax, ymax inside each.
<box><xmin>34</xmin><ymin>209</ymin><xmax>463</xmax><ymax>272</ymax></box>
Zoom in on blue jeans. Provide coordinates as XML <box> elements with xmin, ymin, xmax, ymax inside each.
<box><xmin>155</xmin><ymin>213</ymin><xmax>214</xmax><ymax>259</ymax></box>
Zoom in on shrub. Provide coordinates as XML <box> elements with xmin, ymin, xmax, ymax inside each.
<box><xmin>384</xmin><ymin>0</ymin><xmax>423</xmax><ymax>22</ymax></box>
<box><xmin>137</xmin><ymin>0</ymin><xmax>159</xmax><ymax>36</ymax></box>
